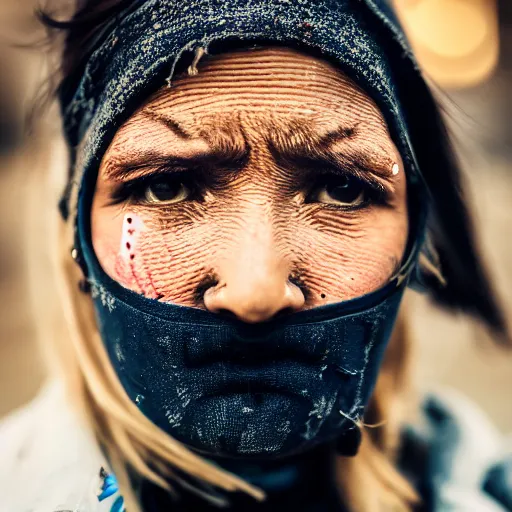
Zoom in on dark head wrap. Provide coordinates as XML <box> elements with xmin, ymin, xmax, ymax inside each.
<box><xmin>60</xmin><ymin>0</ymin><xmax>433</xmax><ymax>224</ymax></box>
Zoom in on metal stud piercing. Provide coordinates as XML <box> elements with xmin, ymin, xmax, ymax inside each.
<box><xmin>71</xmin><ymin>247</ymin><xmax>90</xmax><ymax>293</ymax></box>
<box><xmin>392</xmin><ymin>163</ymin><xmax>399</xmax><ymax>175</ymax></box>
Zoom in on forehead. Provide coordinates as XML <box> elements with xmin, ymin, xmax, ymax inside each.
<box><xmin>122</xmin><ymin>47</ymin><xmax>389</xmax><ymax>136</ymax></box>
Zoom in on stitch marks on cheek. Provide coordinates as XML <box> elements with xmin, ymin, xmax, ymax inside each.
<box><xmin>113</xmin><ymin>213</ymin><xmax>161</xmax><ymax>299</ymax></box>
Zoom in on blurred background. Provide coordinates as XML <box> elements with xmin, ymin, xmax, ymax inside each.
<box><xmin>0</xmin><ymin>0</ymin><xmax>511</xmax><ymax>430</ymax></box>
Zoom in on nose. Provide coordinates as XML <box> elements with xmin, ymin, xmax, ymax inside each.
<box><xmin>203</xmin><ymin>219</ymin><xmax>305</xmax><ymax>323</ymax></box>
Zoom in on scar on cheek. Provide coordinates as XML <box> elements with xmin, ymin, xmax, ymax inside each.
<box><xmin>115</xmin><ymin>213</ymin><xmax>160</xmax><ymax>299</ymax></box>
<box><xmin>120</xmin><ymin>214</ymin><xmax>144</xmax><ymax>263</ymax></box>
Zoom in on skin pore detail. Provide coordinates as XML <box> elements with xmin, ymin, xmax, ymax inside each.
<box><xmin>91</xmin><ymin>47</ymin><xmax>408</xmax><ymax>323</ymax></box>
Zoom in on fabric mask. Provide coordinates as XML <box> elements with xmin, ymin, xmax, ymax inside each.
<box><xmin>81</xmin><ymin>229</ymin><xmax>419</xmax><ymax>457</ymax></box>
<box><xmin>62</xmin><ymin>0</ymin><xmax>432</xmax><ymax>459</ymax></box>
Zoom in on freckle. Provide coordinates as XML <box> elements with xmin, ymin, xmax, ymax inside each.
<box><xmin>392</xmin><ymin>163</ymin><xmax>399</xmax><ymax>176</ymax></box>
<box><xmin>127</xmin><ymin>217</ymin><xmax>132</xmax><ymax>224</ymax></box>
<box><xmin>320</xmin><ymin>293</ymin><xmax>326</xmax><ymax>299</ymax></box>
<box><xmin>126</xmin><ymin>242</ymin><xmax>131</xmax><ymax>249</ymax></box>
<box><xmin>128</xmin><ymin>229</ymin><xmax>135</xmax><ymax>235</ymax></box>
<box><xmin>130</xmin><ymin>254</ymin><xmax>135</xmax><ymax>260</ymax></box>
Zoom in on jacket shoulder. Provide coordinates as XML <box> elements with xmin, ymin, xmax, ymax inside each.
<box><xmin>0</xmin><ymin>380</ymin><xmax>106</xmax><ymax>512</ymax></box>
<box><xmin>403</xmin><ymin>388</ymin><xmax>512</xmax><ymax>511</ymax></box>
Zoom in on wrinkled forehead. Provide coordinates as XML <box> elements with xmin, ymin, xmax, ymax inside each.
<box><xmin>111</xmin><ymin>47</ymin><xmax>390</xmax><ymax>145</ymax></box>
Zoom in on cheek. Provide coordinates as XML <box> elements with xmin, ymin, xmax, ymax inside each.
<box><xmin>91</xmin><ymin>211</ymin><xmax>152</xmax><ymax>296</ymax></box>
<box><xmin>292</xmin><ymin>208</ymin><xmax>408</xmax><ymax>301</ymax></box>
<box><xmin>92</xmin><ymin>206</ymin><xmax>215</xmax><ymax>303</ymax></box>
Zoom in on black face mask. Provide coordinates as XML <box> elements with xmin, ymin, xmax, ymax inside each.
<box><xmin>79</xmin><ymin>196</ymin><xmax>421</xmax><ymax>458</ymax></box>
<box><xmin>65</xmin><ymin>0</ymin><xmax>430</xmax><ymax>460</ymax></box>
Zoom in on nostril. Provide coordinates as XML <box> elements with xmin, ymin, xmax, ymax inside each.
<box><xmin>288</xmin><ymin>274</ymin><xmax>310</xmax><ymax>302</ymax></box>
<box><xmin>194</xmin><ymin>273</ymin><xmax>220</xmax><ymax>306</ymax></box>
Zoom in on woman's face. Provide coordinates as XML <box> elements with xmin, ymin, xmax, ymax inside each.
<box><xmin>91</xmin><ymin>47</ymin><xmax>408</xmax><ymax>323</ymax></box>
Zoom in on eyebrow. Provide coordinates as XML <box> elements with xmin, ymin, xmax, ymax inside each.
<box><xmin>105</xmin><ymin>112</ymin><xmax>396</xmax><ymax>189</ymax></box>
<box><xmin>266</xmin><ymin>122</ymin><xmax>396</xmax><ymax>190</ymax></box>
<box><xmin>317</xmin><ymin>124</ymin><xmax>358</xmax><ymax>146</ymax></box>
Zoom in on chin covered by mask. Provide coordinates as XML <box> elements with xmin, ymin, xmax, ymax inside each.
<box><xmin>61</xmin><ymin>0</ymin><xmax>430</xmax><ymax>459</ymax></box>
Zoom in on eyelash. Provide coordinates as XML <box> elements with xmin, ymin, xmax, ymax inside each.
<box><xmin>109</xmin><ymin>169</ymin><xmax>202</xmax><ymax>206</ymax></box>
<box><xmin>108</xmin><ymin>168</ymin><xmax>390</xmax><ymax>209</ymax></box>
<box><xmin>305</xmin><ymin>171</ymin><xmax>389</xmax><ymax>209</ymax></box>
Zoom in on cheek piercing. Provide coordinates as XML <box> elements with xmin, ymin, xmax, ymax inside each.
<box><xmin>392</xmin><ymin>163</ymin><xmax>399</xmax><ymax>176</ymax></box>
